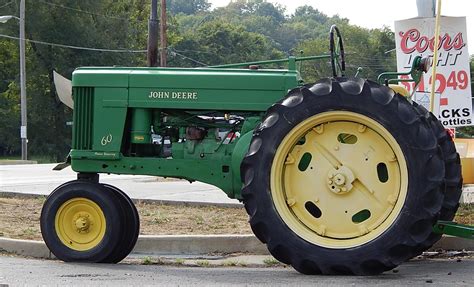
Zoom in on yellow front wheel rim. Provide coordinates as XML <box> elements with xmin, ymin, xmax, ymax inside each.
<box><xmin>55</xmin><ymin>198</ymin><xmax>106</xmax><ymax>251</ymax></box>
<box><xmin>271</xmin><ymin>111</ymin><xmax>408</xmax><ymax>249</ymax></box>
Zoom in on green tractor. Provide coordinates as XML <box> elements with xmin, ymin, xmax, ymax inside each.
<box><xmin>41</xmin><ymin>26</ymin><xmax>466</xmax><ymax>275</ymax></box>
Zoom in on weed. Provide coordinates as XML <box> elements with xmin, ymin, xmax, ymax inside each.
<box><xmin>194</xmin><ymin>215</ymin><xmax>204</xmax><ymax>225</ymax></box>
<box><xmin>175</xmin><ymin>258</ymin><xmax>185</xmax><ymax>265</ymax></box>
<box><xmin>152</xmin><ymin>215</ymin><xmax>170</xmax><ymax>224</ymax></box>
<box><xmin>21</xmin><ymin>228</ymin><xmax>36</xmax><ymax>237</ymax></box>
<box><xmin>263</xmin><ymin>257</ymin><xmax>280</xmax><ymax>266</ymax></box>
<box><xmin>36</xmin><ymin>196</ymin><xmax>47</xmax><ymax>204</ymax></box>
<box><xmin>223</xmin><ymin>260</ymin><xmax>238</xmax><ymax>266</ymax></box>
<box><xmin>142</xmin><ymin>256</ymin><xmax>153</xmax><ymax>265</ymax></box>
<box><xmin>196</xmin><ymin>260</ymin><xmax>210</xmax><ymax>267</ymax></box>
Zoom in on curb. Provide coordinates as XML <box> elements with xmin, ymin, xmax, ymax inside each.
<box><xmin>133</xmin><ymin>235</ymin><xmax>268</xmax><ymax>256</ymax></box>
<box><xmin>431</xmin><ymin>235</ymin><xmax>474</xmax><ymax>250</ymax></box>
<box><xmin>0</xmin><ymin>235</ymin><xmax>268</xmax><ymax>259</ymax></box>
<box><xmin>0</xmin><ymin>237</ymin><xmax>54</xmax><ymax>259</ymax></box>
<box><xmin>1</xmin><ymin>235</ymin><xmax>472</xmax><ymax>260</ymax></box>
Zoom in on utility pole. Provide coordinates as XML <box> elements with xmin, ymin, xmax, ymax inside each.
<box><xmin>160</xmin><ymin>0</ymin><xmax>167</xmax><ymax>67</ymax></box>
<box><xmin>147</xmin><ymin>0</ymin><xmax>158</xmax><ymax>67</ymax></box>
<box><xmin>19</xmin><ymin>0</ymin><xmax>27</xmax><ymax>160</ymax></box>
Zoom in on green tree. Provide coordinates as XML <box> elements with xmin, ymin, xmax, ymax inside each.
<box><xmin>172</xmin><ymin>20</ymin><xmax>283</xmax><ymax>66</ymax></box>
<box><xmin>167</xmin><ymin>0</ymin><xmax>210</xmax><ymax>15</ymax></box>
<box><xmin>297</xmin><ymin>24</ymin><xmax>396</xmax><ymax>82</ymax></box>
<box><xmin>0</xmin><ymin>0</ymin><xmax>149</xmax><ymax>160</ymax></box>
<box><xmin>0</xmin><ymin>0</ymin><xmax>416</xmax><ymax>160</ymax></box>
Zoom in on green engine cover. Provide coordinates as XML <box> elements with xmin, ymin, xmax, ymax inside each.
<box><xmin>73</xmin><ymin>67</ymin><xmax>298</xmax><ymax>111</ymax></box>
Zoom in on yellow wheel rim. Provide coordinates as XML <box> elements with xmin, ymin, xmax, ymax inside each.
<box><xmin>271</xmin><ymin>111</ymin><xmax>408</xmax><ymax>249</ymax></box>
<box><xmin>55</xmin><ymin>198</ymin><xmax>106</xmax><ymax>251</ymax></box>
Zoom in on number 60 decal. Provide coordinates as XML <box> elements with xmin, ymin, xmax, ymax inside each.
<box><xmin>101</xmin><ymin>134</ymin><xmax>113</xmax><ymax>146</ymax></box>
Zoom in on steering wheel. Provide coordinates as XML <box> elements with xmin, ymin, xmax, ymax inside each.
<box><xmin>329</xmin><ymin>25</ymin><xmax>346</xmax><ymax>77</ymax></box>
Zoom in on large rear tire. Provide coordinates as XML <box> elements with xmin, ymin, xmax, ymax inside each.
<box><xmin>413</xmin><ymin>103</ymin><xmax>463</xmax><ymax>220</ymax></box>
<box><xmin>241</xmin><ymin>77</ymin><xmax>445</xmax><ymax>275</ymax></box>
<box><xmin>412</xmin><ymin>103</ymin><xmax>463</xmax><ymax>249</ymax></box>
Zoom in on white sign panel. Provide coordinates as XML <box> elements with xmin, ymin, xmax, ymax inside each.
<box><xmin>395</xmin><ymin>16</ymin><xmax>472</xmax><ymax>127</ymax></box>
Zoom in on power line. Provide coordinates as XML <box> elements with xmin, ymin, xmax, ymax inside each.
<box><xmin>0</xmin><ymin>1</ymin><xmax>14</xmax><ymax>9</ymax></box>
<box><xmin>0</xmin><ymin>33</ymin><xmax>146</xmax><ymax>53</ymax></box>
<box><xmin>0</xmin><ymin>32</ymin><xmax>210</xmax><ymax>65</ymax></box>
<box><xmin>169</xmin><ymin>49</ymin><xmax>208</xmax><ymax>66</ymax></box>
<box><xmin>37</xmin><ymin>0</ymin><xmax>130</xmax><ymax>21</ymax></box>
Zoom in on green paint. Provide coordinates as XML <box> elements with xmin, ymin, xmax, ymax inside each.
<box><xmin>433</xmin><ymin>221</ymin><xmax>474</xmax><ymax>240</ymax></box>
<box><xmin>67</xmin><ymin>56</ymin><xmax>330</xmax><ymax>200</ymax></box>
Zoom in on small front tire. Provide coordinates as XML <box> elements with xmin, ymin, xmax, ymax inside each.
<box><xmin>40</xmin><ymin>181</ymin><xmax>123</xmax><ymax>262</ymax></box>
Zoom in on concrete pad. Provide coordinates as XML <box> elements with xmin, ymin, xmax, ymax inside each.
<box><xmin>0</xmin><ymin>163</ymin><xmax>240</xmax><ymax>205</ymax></box>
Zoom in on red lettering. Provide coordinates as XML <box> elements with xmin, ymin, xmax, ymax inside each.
<box><xmin>452</xmin><ymin>33</ymin><xmax>465</xmax><ymax>50</ymax></box>
<box><xmin>417</xmin><ymin>36</ymin><xmax>430</xmax><ymax>53</ymax></box>
<box><xmin>399</xmin><ymin>28</ymin><xmax>465</xmax><ymax>54</ymax></box>
<box><xmin>447</xmin><ymin>71</ymin><xmax>457</xmax><ymax>90</ymax></box>
<box><xmin>400</xmin><ymin>29</ymin><xmax>419</xmax><ymax>54</ymax></box>
<box><xmin>442</xmin><ymin>33</ymin><xmax>453</xmax><ymax>51</ymax></box>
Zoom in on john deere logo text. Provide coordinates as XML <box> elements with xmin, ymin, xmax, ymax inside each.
<box><xmin>149</xmin><ymin>91</ymin><xmax>198</xmax><ymax>100</ymax></box>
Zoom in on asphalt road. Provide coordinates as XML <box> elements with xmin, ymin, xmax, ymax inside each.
<box><xmin>0</xmin><ymin>256</ymin><xmax>473</xmax><ymax>286</ymax></box>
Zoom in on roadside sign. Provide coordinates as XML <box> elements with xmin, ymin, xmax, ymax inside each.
<box><xmin>395</xmin><ymin>16</ymin><xmax>472</xmax><ymax>127</ymax></box>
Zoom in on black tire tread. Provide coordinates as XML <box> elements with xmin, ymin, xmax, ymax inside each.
<box><xmin>99</xmin><ymin>184</ymin><xmax>140</xmax><ymax>263</ymax></box>
<box><xmin>241</xmin><ymin>77</ymin><xmax>445</xmax><ymax>275</ymax></box>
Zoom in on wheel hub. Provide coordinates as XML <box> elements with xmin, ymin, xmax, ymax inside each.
<box><xmin>74</xmin><ymin>214</ymin><xmax>91</xmax><ymax>233</ymax></box>
<box><xmin>327</xmin><ymin>166</ymin><xmax>354</xmax><ymax>194</ymax></box>
<box><xmin>55</xmin><ymin>198</ymin><xmax>106</xmax><ymax>251</ymax></box>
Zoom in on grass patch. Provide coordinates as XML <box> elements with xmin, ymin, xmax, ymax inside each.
<box><xmin>0</xmin><ymin>195</ymin><xmax>251</xmax><ymax>241</ymax></box>
<box><xmin>454</xmin><ymin>203</ymin><xmax>473</xmax><ymax>225</ymax></box>
<box><xmin>1</xmin><ymin>195</ymin><xmax>472</xmax><ymax>243</ymax></box>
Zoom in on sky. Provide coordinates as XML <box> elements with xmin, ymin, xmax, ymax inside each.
<box><xmin>209</xmin><ymin>0</ymin><xmax>473</xmax><ymax>54</ymax></box>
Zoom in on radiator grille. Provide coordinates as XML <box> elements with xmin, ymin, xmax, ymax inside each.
<box><xmin>72</xmin><ymin>87</ymin><xmax>94</xmax><ymax>150</ymax></box>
